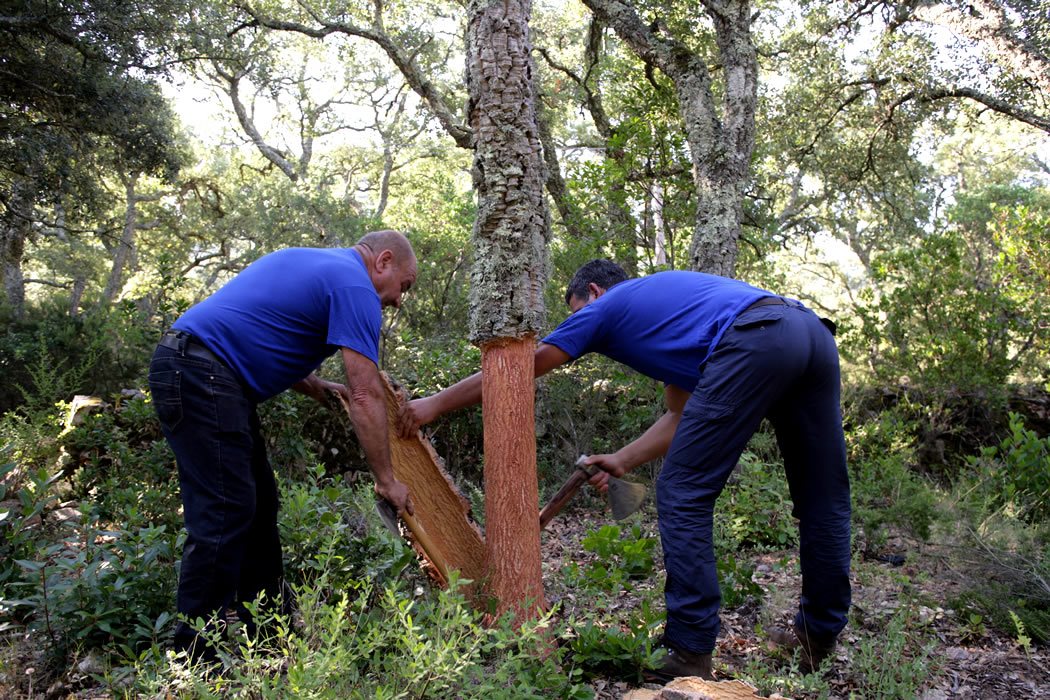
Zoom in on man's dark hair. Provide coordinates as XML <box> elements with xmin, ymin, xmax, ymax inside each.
<box><xmin>564</xmin><ymin>259</ymin><xmax>629</xmax><ymax>304</ymax></box>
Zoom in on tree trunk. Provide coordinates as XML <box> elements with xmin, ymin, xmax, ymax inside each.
<box><xmin>480</xmin><ymin>337</ymin><xmax>544</xmax><ymax>620</ymax></box>
<box><xmin>581</xmin><ymin>0</ymin><xmax>758</xmax><ymax>277</ymax></box>
<box><xmin>466</xmin><ymin>0</ymin><xmax>549</xmax><ymax>624</ymax></box>
<box><xmin>652</xmin><ymin>180</ymin><xmax>667</xmax><ymax>266</ymax></box>
<box><xmin>0</xmin><ymin>176</ymin><xmax>36</xmax><ymax>318</ymax></box>
<box><xmin>101</xmin><ymin>173</ymin><xmax>140</xmax><ymax>306</ymax></box>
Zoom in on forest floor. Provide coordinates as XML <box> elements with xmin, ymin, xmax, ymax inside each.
<box><xmin>541</xmin><ymin>503</ymin><xmax>1050</xmax><ymax>700</ymax></box>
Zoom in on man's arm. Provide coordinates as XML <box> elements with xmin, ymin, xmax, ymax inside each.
<box><xmin>583</xmin><ymin>384</ymin><xmax>690</xmax><ymax>485</ymax></box>
<box><xmin>290</xmin><ymin>373</ymin><xmax>343</xmax><ymax>404</ymax></box>
<box><xmin>397</xmin><ymin>342</ymin><xmax>571</xmax><ymax>438</ymax></box>
<box><xmin>340</xmin><ymin>347</ymin><xmax>413</xmax><ymax>515</ymax></box>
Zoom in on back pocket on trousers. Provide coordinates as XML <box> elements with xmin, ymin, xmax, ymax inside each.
<box><xmin>148</xmin><ymin>370</ymin><xmax>183</xmax><ymax>431</ymax></box>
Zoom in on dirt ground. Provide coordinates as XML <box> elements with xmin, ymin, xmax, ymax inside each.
<box><xmin>540</xmin><ymin>506</ymin><xmax>1050</xmax><ymax>700</ymax></box>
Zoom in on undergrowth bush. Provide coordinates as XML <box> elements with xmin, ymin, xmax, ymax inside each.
<box><xmin>716</xmin><ymin>438</ymin><xmax>797</xmax><ymax>551</ymax></box>
<box><xmin>844</xmin><ymin>404</ymin><xmax>939</xmax><ymax>546</ymax></box>
<box><xmin>966</xmin><ymin>412</ymin><xmax>1050</xmax><ymax>523</ymax></box>
<box><xmin>132</xmin><ymin>576</ymin><xmax>592</xmax><ymax>699</ymax></box>
<box><xmin>8</xmin><ymin>516</ymin><xmax>179</xmax><ymax>667</ymax></box>
<box><xmin>847</xmin><ymin>604</ymin><xmax>940</xmax><ymax>699</ymax></box>
<box><xmin>561</xmin><ymin>523</ymin><xmax>657</xmax><ymax>593</ymax></box>
<box><xmin>557</xmin><ymin>523</ymin><xmax>664</xmax><ymax>682</ymax></box>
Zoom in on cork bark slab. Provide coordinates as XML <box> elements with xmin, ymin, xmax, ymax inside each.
<box><xmin>624</xmin><ymin>677</ymin><xmax>784</xmax><ymax>700</ymax></box>
<box><xmin>338</xmin><ymin>373</ymin><xmax>486</xmax><ymax>590</ymax></box>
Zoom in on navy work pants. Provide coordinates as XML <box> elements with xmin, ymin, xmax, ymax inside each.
<box><xmin>658</xmin><ymin>303</ymin><xmax>851</xmax><ymax>654</ymax></box>
<box><xmin>148</xmin><ymin>336</ymin><xmax>286</xmax><ymax>656</ymax></box>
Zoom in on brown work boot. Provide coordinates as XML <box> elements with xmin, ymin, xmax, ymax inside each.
<box><xmin>644</xmin><ymin>643</ymin><xmax>714</xmax><ymax>683</ymax></box>
<box><xmin>767</xmin><ymin>624</ymin><xmax>837</xmax><ymax>673</ymax></box>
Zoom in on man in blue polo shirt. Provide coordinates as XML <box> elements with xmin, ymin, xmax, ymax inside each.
<box><xmin>148</xmin><ymin>229</ymin><xmax>417</xmax><ymax>662</ymax></box>
<box><xmin>398</xmin><ymin>259</ymin><xmax>850</xmax><ymax>681</ymax></box>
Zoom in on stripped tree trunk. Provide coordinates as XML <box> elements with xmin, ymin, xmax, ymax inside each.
<box><xmin>466</xmin><ymin>0</ymin><xmax>549</xmax><ymax>624</ymax></box>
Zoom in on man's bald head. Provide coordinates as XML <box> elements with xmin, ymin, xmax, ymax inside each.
<box><xmin>356</xmin><ymin>230</ymin><xmax>416</xmax><ymax>265</ymax></box>
<box><xmin>354</xmin><ymin>230</ymin><xmax>418</xmax><ymax>309</ymax></box>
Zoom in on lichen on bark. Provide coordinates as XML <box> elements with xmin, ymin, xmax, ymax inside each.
<box><xmin>466</xmin><ymin>0</ymin><xmax>551</xmax><ymax>346</ymax></box>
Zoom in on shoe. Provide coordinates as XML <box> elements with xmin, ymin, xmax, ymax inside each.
<box><xmin>767</xmin><ymin>624</ymin><xmax>836</xmax><ymax>672</ymax></box>
<box><xmin>644</xmin><ymin>643</ymin><xmax>714</xmax><ymax>683</ymax></box>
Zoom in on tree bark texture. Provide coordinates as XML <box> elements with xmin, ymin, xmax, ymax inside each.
<box><xmin>580</xmin><ymin>0</ymin><xmax>758</xmax><ymax>277</ymax></box>
<box><xmin>101</xmin><ymin>173</ymin><xmax>140</xmax><ymax>306</ymax></box>
<box><xmin>466</xmin><ymin>0</ymin><xmax>549</xmax><ymax>624</ymax></box>
<box><xmin>1</xmin><ymin>176</ymin><xmax>35</xmax><ymax>318</ymax></box>
<box><xmin>341</xmin><ymin>374</ymin><xmax>487</xmax><ymax>591</ymax></box>
<box><xmin>466</xmin><ymin>0</ymin><xmax>550</xmax><ymax>344</ymax></box>
<box><xmin>480</xmin><ymin>336</ymin><xmax>545</xmax><ymax>622</ymax></box>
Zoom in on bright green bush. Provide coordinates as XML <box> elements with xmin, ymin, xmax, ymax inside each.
<box><xmin>967</xmin><ymin>412</ymin><xmax>1050</xmax><ymax>523</ymax></box>
<box><xmin>848</xmin><ymin>605</ymin><xmax>940</xmax><ymax>698</ymax></box>
<box><xmin>562</xmin><ymin>523</ymin><xmax>657</xmax><ymax>593</ymax></box>
<box><xmin>716</xmin><ymin>446</ymin><xmax>798</xmax><ymax>551</ymax></box>
<box><xmin>278</xmin><ymin>465</ymin><xmax>418</xmax><ymax>593</ymax></box>
<box><xmin>846</xmin><ymin>200</ymin><xmax>1049</xmax><ymax>397</ymax></box>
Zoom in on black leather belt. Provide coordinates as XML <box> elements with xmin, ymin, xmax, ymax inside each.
<box><xmin>743</xmin><ymin>296</ymin><xmax>801</xmax><ymax>314</ymax></box>
<box><xmin>158</xmin><ymin>330</ymin><xmax>224</xmax><ymax>365</ymax></box>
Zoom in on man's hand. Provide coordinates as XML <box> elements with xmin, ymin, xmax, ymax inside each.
<box><xmin>581</xmin><ymin>453</ymin><xmax>629</xmax><ymax>493</ymax></box>
<box><xmin>291</xmin><ymin>375</ymin><xmax>346</xmax><ymax>405</ymax></box>
<box><xmin>375</xmin><ymin>478</ymin><xmax>414</xmax><ymax>517</ymax></box>
<box><xmin>396</xmin><ymin>396</ymin><xmax>439</xmax><ymax>439</ymax></box>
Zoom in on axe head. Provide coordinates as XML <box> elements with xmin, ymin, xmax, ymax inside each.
<box><xmin>374</xmin><ymin>499</ymin><xmax>400</xmax><ymax>535</ymax></box>
<box><xmin>607</xmin><ymin>476</ymin><xmax>647</xmax><ymax>520</ymax></box>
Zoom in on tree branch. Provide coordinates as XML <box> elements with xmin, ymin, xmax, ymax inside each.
<box><xmin>236</xmin><ymin>2</ymin><xmax>471</xmax><ymax>148</ymax></box>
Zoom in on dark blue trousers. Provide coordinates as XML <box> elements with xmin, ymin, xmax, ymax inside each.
<box><xmin>658</xmin><ymin>303</ymin><xmax>851</xmax><ymax>654</ymax></box>
<box><xmin>148</xmin><ymin>337</ymin><xmax>286</xmax><ymax>655</ymax></box>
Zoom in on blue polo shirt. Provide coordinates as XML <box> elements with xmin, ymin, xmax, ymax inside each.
<box><xmin>173</xmin><ymin>247</ymin><xmax>381</xmax><ymax>401</ymax></box>
<box><xmin>541</xmin><ymin>271</ymin><xmax>775</xmax><ymax>391</ymax></box>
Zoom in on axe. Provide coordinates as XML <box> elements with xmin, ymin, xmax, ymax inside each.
<box><xmin>375</xmin><ymin>499</ymin><xmax>451</xmax><ymax>583</ymax></box>
<box><xmin>539</xmin><ymin>455</ymin><xmax>647</xmax><ymax>529</ymax></box>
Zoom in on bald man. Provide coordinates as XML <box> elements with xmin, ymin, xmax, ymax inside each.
<box><xmin>148</xmin><ymin>230</ymin><xmax>418</xmax><ymax>661</ymax></box>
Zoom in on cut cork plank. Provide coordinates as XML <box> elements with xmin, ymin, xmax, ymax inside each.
<box><xmin>335</xmin><ymin>373</ymin><xmax>486</xmax><ymax>592</ymax></box>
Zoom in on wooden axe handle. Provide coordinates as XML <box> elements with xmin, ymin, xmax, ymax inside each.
<box><xmin>539</xmin><ymin>468</ymin><xmax>591</xmax><ymax>530</ymax></box>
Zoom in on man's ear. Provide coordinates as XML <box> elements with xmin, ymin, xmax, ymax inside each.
<box><xmin>588</xmin><ymin>282</ymin><xmax>606</xmax><ymax>299</ymax></box>
<box><xmin>375</xmin><ymin>249</ymin><xmax>395</xmax><ymax>272</ymax></box>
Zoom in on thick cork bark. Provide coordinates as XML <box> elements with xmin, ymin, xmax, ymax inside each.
<box><xmin>337</xmin><ymin>375</ymin><xmax>487</xmax><ymax>594</ymax></box>
<box><xmin>480</xmin><ymin>336</ymin><xmax>545</xmax><ymax>622</ymax></box>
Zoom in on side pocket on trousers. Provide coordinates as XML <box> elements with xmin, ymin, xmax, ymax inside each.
<box><xmin>148</xmin><ymin>369</ymin><xmax>183</xmax><ymax>432</ymax></box>
<box><xmin>681</xmin><ymin>398</ymin><xmax>735</xmax><ymax>423</ymax></box>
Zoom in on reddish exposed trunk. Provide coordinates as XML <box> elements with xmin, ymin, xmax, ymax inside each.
<box><xmin>480</xmin><ymin>336</ymin><xmax>545</xmax><ymax>621</ymax></box>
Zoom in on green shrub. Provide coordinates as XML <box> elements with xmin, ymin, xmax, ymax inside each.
<box><xmin>0</xmin><ymin>460</ymin><xmax>61</xmax><ymax>600</ymax></box>
<box><xmin>845</xmin><ymin>406</ymin><xmax>939</xmax><ymax>544</ymax></box>
<box><xmin>717</xmin><ymin>554</ymin><xmax>764</xmax><ymax>609</ymax></box>
<box><xmin>716</xmin><ymin>447</ymin><xmax>797</xmax><ymax>551</ymax></box>
<box><xmin>561</xmin><ymin>598</ymin><xmax>664</xmax><ymax>683</ymax></box>
<box><xmin>848</xmin><ymin>606</ymin><xmax>940</xmax><ymax>698</ymax></box>
<box><xmin>7</xmin><ymin>513</ymin><xmax>179</xmax><ymax>666</ymax></box>
<box><xmin>278</xmin><ymin>465</ymin><xmax>418</xmax><ymax>593</ymax></box>
<box><xmin>967</xmin><ymin>412</ymin><xmax>1050</xmax><ymax>522</ymax></box>
<box><xmin>561</xmin><ymin>523</ymin><xmax>657</xmax><ymax>593</ymax></box>
<box><xmin>131</xmin><ymin>575</ymin><xmax>593</xmax><ymax>699</ymax></box>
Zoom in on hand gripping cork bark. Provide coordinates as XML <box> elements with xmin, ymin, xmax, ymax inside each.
<box><xmin>539</xmin><ymin>455</ymin><xmax>647</xmax><ymax>529</ymax></box>
<box><xmin>331</xmin><ymin>374</ymin><xmax>486</xmax><ymax>592</ymax></box>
